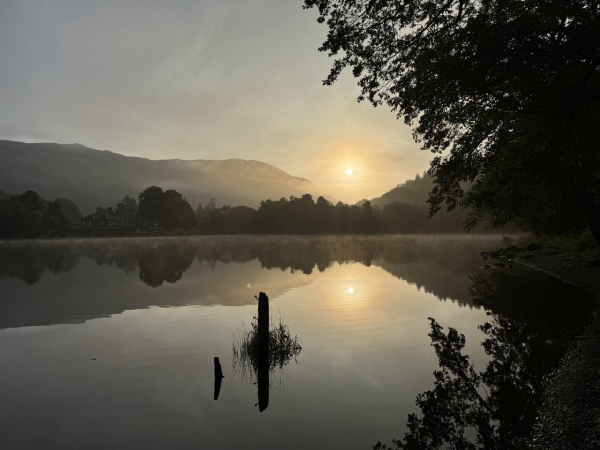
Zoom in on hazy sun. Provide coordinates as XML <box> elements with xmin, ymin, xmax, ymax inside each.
<box><xmin>346</xmin><ymin>168</ymin><xmax>353</xmax><ymax>176</ymax></box>
<box><xmin>348</xmin><ymin>287</ymin><xmax>354</xmax><ymax>294</ymax></box>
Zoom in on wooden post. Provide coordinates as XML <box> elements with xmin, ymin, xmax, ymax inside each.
<box><xmin>214</xmin><ymin>357</ymin><xmax>223</xmax><ymax>401</ymax></box>
<box><xmin>257</xmin><ymin>292</ymin><xmax>269</xmax><ymax>412</ymax></box>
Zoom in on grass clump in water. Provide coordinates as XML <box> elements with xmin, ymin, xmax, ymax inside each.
<box><xmin>232</xmin><ymin>316</ymin><xmax>302</xmax><ymax>380</ymax></box>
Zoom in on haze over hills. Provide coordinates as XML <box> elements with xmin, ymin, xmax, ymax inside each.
<box><xmin>355</xmin><ymin>173</ymin><xmax>490</xmax><ymax>232</ymax></box>
<box><xmin>357</xmin><ymin>173</ymin><xmax>520</xmax><ymax>233</ymax></box>
<box><xmin>0</xmin><ymin>140</ymin><xmax>333</xmax><ymax>214</ymax></box>
<box><xmin>356</xmin><ymin>172</ymin><xmax>432</xmax><ymax>208</ymax></box>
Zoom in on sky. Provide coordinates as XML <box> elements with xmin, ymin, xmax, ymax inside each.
<box><xmin>0</xmin><ymin>0</ymin><xmax>431</xmax><ymax>203</ymax></box>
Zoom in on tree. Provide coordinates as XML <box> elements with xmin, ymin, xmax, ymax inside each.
<box><xmin>0</xmin><ymin>191</ymin><xmax>68</xmax><ymax>238</ymax></box>
<box><xmin>206</xmin><ymin>198</ymin><xmax>217</xmax><ymax>211</ymax></box>
<box><xmin>180</xmin><ymin>198</ymin><xmax>198</xmax><ymax>230</ymax></box>
<box><xmin>46</xmin><ymin>201</ymin><xmax>69</xmax><ymax>236</ymax></box>
<box><xmin>163</xmin><ymin>189</ymin><xmax>186</xmax><ymax>231</ymax></box>
<box><xmin>120</xmin><ymin>195</ymin><xmax>138</xmax><ymax>214</ymax></box>
<box><xmin>195</xmin><ymin>202</ymin><xmax>207</xmax><ymax>224</ymax></box>
<box><xmin>138</xmin><ymin>187</ymin><xmax>196</xmax><ymax>231</ymax></box>
<box><xmin>359</xmin><ymin>200</ymin><xmax>376</xmax><ymax>233</ymax></box>
<box><xmin>303</xmin><ymin>0</ymin><xmax>600</xmax><ymax>248</ymax></box>
<box><xmin>138</xmin><ymin>186</ymin><xmax>165</xmax><ymax>230</ymax></box>
<box><xmin>54</xmin><ymin>198</ymin><xmax>82</xmax><ymax>221</ymax></box>
<box><xmin>20</xmin><ymin>190</ymin><xmax>44</xmax><ymax>213</ymax></box>
<box><xmin>224</xmin><ymin>206</ymin><xmax>257</xmax><ymax>233</ymax></box>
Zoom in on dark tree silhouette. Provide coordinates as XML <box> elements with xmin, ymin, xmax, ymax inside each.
<box><xmin>194</xmin><ymin>202</ymin><xmax>207</xmax><ymax>225</ymax></box>
<box><xmin>303</xmin><ymin>0</ymin><xmax>600</xmax><ymax>248</ymax></box>
<box><xmin>20</xmin><ymin>190</ymin><xmax>44</xmax><ymax>213</ymax></box>
<box><xmin>138</xmin><ymin>186</ymin><xmax>196</xmax><ymax>231</ymax></box>
<box><xmin>138</xmin><ymin>186</ymin><xmax>166</xmax><ymax>230</ymax></box>
<box><xmin>46</xmin><ymin>201</ymin><xmax>69</xmax><ymax>235</ymax></box>
<box><xmin>0</xmin><ymin>191</ymin><xmax>69</xmax><ymax>238</ymax></box>
<box><xmin>54</xmin><ymin>198</ymin><xmax>82</xmax><ymax>221</ymax></box>
<box><xmin>163</xmin><ymin>189</ymin><xmax>196</xmax><ymax>231</ymax></box>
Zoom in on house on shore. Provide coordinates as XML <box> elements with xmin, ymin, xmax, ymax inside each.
<box><xmin>80</xmin><ymin>201</ymin><xmax>138</xmax><ymax>228</ymax></box>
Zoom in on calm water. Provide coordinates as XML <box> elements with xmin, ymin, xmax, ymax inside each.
<box><xmin>0</xmin><ymin>236</ymin><xmax>592</xmax><ymax>449</ymax></box>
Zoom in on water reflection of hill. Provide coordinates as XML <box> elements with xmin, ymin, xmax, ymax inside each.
<box><xmin>0</xmin><ymin>236</ymin><xmax>502</xmax><ymax>328</ymax></box>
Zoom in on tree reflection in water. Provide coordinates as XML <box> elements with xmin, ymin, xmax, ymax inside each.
<box><xmin>0</xmin><ymin>236</ymin><xmax>498</xmax><ymax>329</ymax></box>
<box><xmin>137</xmin><ymin>241</ymin><xmax>196</xmax><ymax>287</ymax></box>
<box><xmin>376</xmin><ymin>269</ymin><xmax>593</xmax><ymax>450</ymax></box>
<box><xmin>0</xmin><ymin>236</ymin><xmax>498</xmax><ymax>306</ymax></box>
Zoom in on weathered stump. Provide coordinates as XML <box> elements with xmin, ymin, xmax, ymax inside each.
<box><xmin>257</xmin><ymin>292</ymin><xmax>269</xmax><ymax>412</ymax></box>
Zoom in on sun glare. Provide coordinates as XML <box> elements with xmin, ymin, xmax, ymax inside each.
<box><xmin>346</xmin><ymin>168</ymin><xmax>353</xmax><ymax>176</ymax></box>
<box><xmin>348</xmin><ymin>287</ymin><xmax>354</xmax><ymax>294</ymax></box>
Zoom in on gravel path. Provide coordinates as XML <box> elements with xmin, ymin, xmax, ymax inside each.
<box><xmin>515</xmin><ymin>254</ymin><xmax>600</xmax><ymax>450</ymax></box>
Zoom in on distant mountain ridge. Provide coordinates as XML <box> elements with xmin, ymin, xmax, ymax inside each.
<box><xmin>357</xmin><ymin>173</ymin><xmax>518</xmax><ymax>233</ymax></box>
<box><xmin>0</xmin><ymin>140</ymin><xmax>329</xmax><ymax>214</ymax></box>
<box><xmin>357</xmin><ymin>172</ymin><xmax>433</xmax><ymax>208</ymax></box>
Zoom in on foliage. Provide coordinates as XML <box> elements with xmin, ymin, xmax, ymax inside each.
<box><xmin>163</xmin><ymin>189</ymin><xmax>196</xmax><ymax>231</ymax></box>
<box><xmin>303</xmin><ymin>0</ymin><xmax>600</xmax><ymax>247</ymax></box>
<box><xmin>138</xmin><ymin>186</ymin><xmax>197</xmax><ymax>231</ymax></box>
<box><xmin>516</xmin><ymin>230</ymin><xmax>599</xmax><ymax>262</ymax></box>
<box><xmin>120</xmin><ymin>195</ymin><xmax>138</xmax><ymax>214</ymax></box>
<box><xmin>0</xmin><ymin>190</ymin><xmax>69</xmax><ymax>238</ymax></box>
<box><xmin>46</xmin><ymin>201</ymin><xmax>70</xmax><ymax>235</ymax></box>
<box><xmin>193</xmin><ymin>192</ymin><xmax>503</xmax><ymax>234</ymax></box>
<box><xmin>256</xmin><ymin>194</ymin><xmax>378</xmax><ymax>233</ymax></box>
<box><xmin>54</xmin><ymin>198</ymin><xmax>82</xmax><ymax>221</ymax></box>
<box><xmin>138</xmin><ymin>186</ymin><xmax>166</xmax><ymax>230</ymax></box>
<box><xmin>195</xmin><ymin>199</ymin><xmax>257</xmax><ymax>233</ymax></box>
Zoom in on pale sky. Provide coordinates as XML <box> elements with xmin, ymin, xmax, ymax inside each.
<box><xmin>0</xmin><ymin>0</ymin><xmax>431</xmax><ymax>203</ymax></box>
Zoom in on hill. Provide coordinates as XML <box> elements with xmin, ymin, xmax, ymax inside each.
<box><xmin>358</xmin><ymin>173</ymin><xmax>520</xmax><ymax>233</ymax></box>
<box><xmin>0</xmin><ymin>140</ymin><xmax>327</xmax><ymax>214</ymax></box>
<box><xmin>357</xmin><ymin>172</ymin><xmax>433</xmax><ymax>208</ymax></box>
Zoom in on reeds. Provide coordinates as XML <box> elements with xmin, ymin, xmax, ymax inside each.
<box><xmin>232</xmin><ymin>315</ymin><xmax>302</xmax><ymax>381</ymax></box>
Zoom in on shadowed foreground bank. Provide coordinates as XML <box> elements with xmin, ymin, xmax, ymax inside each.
<box><xmin>513</xmin><ymin>254</ymin><xmax>600</xmax><ymax>450</ymax></box>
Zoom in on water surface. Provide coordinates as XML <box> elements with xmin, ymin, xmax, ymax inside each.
<box><xmin>0</xmin><ymin>236</ymin><xmax>591</xmax><ymax>449</ymax></box>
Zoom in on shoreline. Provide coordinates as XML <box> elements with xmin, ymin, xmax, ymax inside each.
<box><xmin>514</xmin><ymin>254</ymin><xmax>600</xmax><ymax>450</ymax></box>
<box><xmin>515</xmin><ymin>254</ymin><xmax>600</xmax><ymax>299</ymax></box>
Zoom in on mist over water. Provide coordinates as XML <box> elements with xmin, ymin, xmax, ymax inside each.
<box><xmin>0</xmin><ymin>236</ymin><xmax>592</xmax><ymax>449</ymax></box>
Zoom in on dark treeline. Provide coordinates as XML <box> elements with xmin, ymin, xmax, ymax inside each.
<box><xmin>0</xmin><ymin>183</ymin><xmax>504</xmax><ymax>238</ymax></box>
<box><xmin>194</xmin><ymin>194</ymin><xmax>477</xmax><ymax>234</ymax></box>
<box><xmin>138</xmin><ymin>184</ymin><xmax>479</xmax><ymax>234</ymax></box>
<box><xmin>0</xmin><ymin>190</ymin><xmax>78</xmax><ymax>238</ymax></box>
